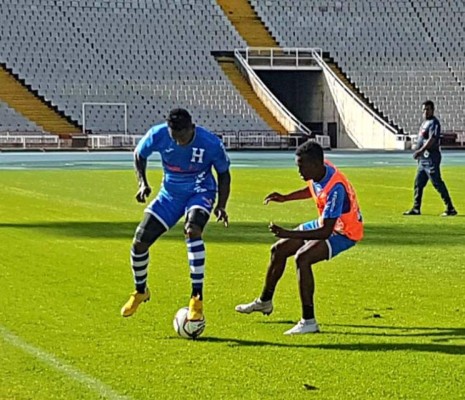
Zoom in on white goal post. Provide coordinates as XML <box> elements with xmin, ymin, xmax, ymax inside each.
<box><xmin>82</xmin><ymin>102</ymin><xmax>128</xmax><ymax>135</ymax></box>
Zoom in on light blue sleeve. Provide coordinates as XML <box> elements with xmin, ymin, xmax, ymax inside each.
<box><xmin>212</xmin><ymin>139</ymin><xmax>230</xmax><ymax>174</ymax></box>
<box><xmin>135</xmin><ymin>126</ymin><xmax>161</xmax><ymax>158</ymax></box>
<box><xmin>321</xmin><ymin>183</ymin><xmax>346</xmax><ymax>219</ymax></box>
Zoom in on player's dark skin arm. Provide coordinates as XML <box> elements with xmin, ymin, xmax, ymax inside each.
<box><xmin>414</xmin><ymin>135</ymin><xmax>436</xmax><ymax>159</ymax></box>
<box><xmin>264</xmin><ymin>187</ymin><xmax>311</xmax><ymax>204</ymax></box>
<box><xmin>134</xmin><ymin>151</ymin><xmax>152</xmax><ymax>202</ymax></box>
<box><xmin>269</xmin><ymin>218</ymin><xmax>337</xmax><ymax>240</ymax></box>
<box><xmin>215</xmin><ymin>170</ymin><xmax>231</xmax><ymax>227</ymax></box>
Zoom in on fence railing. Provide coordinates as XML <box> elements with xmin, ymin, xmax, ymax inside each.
<box><xmin>4</xmin><ymin>131</ymin><xmax>463</xmax><ymax>150</ymax></box>
<box><xmin>407</xmin><ymin>131</ymin><xmax>465</xmax><ymax>148</ymax></box>
<box><xmin>218</xmin><ymin>131</ymin><xmax>330</xmax><ymax>149</ymax></box>
<box><xmin>0</xmin><ymin>131</ymin><xmax>331</xmax><ymax>150</ymax></box>
<box><xmin>0</xmin><ymin>134</ymin><xmax>61</xmax><ymax>148</ymax></box>
<box><xmin>243</xmin><ymin>47</ymin><xmax>323</xmax><ymax>70</ymax></box>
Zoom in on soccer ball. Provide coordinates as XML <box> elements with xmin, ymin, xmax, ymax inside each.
<box><xmin>173</xmin><ymin>307</ymin><xmax>206</xmax><ymax>339</ymax></box>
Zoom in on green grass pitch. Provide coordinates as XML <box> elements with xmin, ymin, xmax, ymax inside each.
<box><xmin>0</xmin><ymin>165</ymin><xmax>464</xmax><ymax>400</ymax></box>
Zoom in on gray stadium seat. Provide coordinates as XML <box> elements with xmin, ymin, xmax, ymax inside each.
<box><xmin>0</xmin><ymin>100</ymin><xmax>43</xmax><ymax>132</ymax></box>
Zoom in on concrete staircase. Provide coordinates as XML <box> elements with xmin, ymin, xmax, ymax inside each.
<box><xmin>217</xmin><ymin>56</ymin><xmax>286</xmax><ymax>133</ymax></box>
<box><xmin>216</xmin><ymin>0</ymin><xmax>287</xmax><ymax>132</ymax></box>
<box><xmin>0</xmin><ymin>65</ymin><xmax>80</xmax><ymax>136</ymax></box>
<box><xmin>216</xmin><ymin>0</ymin><xmax>278</xmax><ymax>48</ymax></box>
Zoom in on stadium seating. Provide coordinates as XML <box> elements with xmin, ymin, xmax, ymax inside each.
<box><xmin>0</xmin><ymin>100</ymin><xmax>42</xmax><ymax>132</ymax></box>
<box><xmin>250</xmin><ymin>0</ymin><xmax>465</xmax><ymax>135</ymax></box>
<box><xmin>0</xmin><ymin>0</ymin><xmax>270</xmax><ymax>133</ymax></box>
<box><xmin>0</xmin><ymin>0</ymin><xmax>463</xmax><ymax>136</ymax></box>
<box><xmin>415</xmin><ymin>1</ymin><xmax>465</xmax><ymax>89</ymax></box>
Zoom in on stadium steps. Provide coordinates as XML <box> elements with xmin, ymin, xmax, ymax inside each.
<box><xmin>326</xmin><ymin>59</ymin><xmax>401</xmax><ymax>134</ymax></box>
<box><xmin>216</xmin><ymin>56</ymin><xmax>286</xmax><ymax>133</ymax></box>
<box><xmin>0</xmin><ymin>64</ymin><xmax>81</xmax><ymax>136</ymax></box>
<box><xmin>216</xmin><ymin>0</ymin><xmax>279</xmax><ymax>47</ymax></box>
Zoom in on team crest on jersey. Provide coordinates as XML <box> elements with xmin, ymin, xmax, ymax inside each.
<box><xmin>191</xmin><ymin>148</ymin><xmax>205</xmax><ymax>163</ymax></box>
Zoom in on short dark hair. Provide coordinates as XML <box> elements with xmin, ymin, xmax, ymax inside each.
<box><xmin>422</xmin><ymin>100</ymin><xmax>435</xmax><ymax>110</ymax></box>
<box><xmin>167</xmin><ymin>108</ymin><xmax>192</xmax><ymax>130</ymax></box>
<box><xmin>295</xmin><ymin>140</ymin><xmax>324</xmax><ymax>163</ymax></box>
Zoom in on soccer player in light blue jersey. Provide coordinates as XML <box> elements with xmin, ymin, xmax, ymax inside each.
<box><xmin>121</xmin><ymin>108</ymin><xmax>231</xmax><ymax>322</ymax></box>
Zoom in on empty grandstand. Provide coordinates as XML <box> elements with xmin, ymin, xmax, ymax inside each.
<box><xmin>0</xmin><ymin>0</ymin><xmax>270</xmax><ymax>134</ymax></box>
<box><xmin>0</xmin><ymin>0</ymin><xmax>464</xmax><ymax>148</ymax></box>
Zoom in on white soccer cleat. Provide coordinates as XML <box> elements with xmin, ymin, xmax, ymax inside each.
<box><xmin>235</xmin><ymin>298</ymin><xmax>273</xmax><ymax>315</ymax></box>
<box><xmin>283</xmin><ymin>319</ymin><xmax>320</xmax><ymax>335</ymax></box>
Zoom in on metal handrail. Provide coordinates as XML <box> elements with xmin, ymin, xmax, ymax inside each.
<box><xmin>245</xmin><ymin>47</ymin><xmax>323</xmax><ymax>63</ymax></box>
<box><xmin>312</xmin><ymin>51</ymin><xmax>397</xmax><ymax>135</ymax></box>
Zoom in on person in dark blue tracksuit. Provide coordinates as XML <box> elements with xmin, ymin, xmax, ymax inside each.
<box><xmin>404</xmin><ymin>100</ymin><xmax>457</xmax><ymax>217</ymax></box>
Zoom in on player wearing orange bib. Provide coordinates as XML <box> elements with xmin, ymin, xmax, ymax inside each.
<box><xmin>236</xmin><ymin>141</ymin><xmax>363</xmax><ymax>334</ymax></box>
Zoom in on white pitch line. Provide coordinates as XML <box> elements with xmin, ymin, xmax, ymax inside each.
<box><xmin>0</xmin><ymin>325</ymin><xmax>131</xmax><ymax>400</ymax></box>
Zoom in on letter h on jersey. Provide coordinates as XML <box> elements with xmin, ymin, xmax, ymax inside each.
<box><xmin>191</xmin><ymin>148</ymin><xmax>205</xmax><ymax>163</ymax></box>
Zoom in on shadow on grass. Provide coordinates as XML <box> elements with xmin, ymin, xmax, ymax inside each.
<box><xmin>1</xmin><ymin>221</ymin><xmax>465</xmax><ymax>245</ymax></box>
<box><xmin>194</xmin><ymin>322</ymin><xmax>465</xmax><ymax>355</ymax></box>
<box><xmin>194</xmin><ymin>336</ymin><xmax>464</xmax><ymax>355</ymax></box>
<box><xmin>178</xmin><ymin>321</ymin><xmax>465</xmax><ymax>355</ymax></box>
<box><xmin>323</xmin><ymin>323</ymin><xmax>465</xmax><ymax>339</ymax></box>
<box><xmin>260</xmin><ymin>321</ymin><xmax>465</xmax><ymax>340</ymax></box>
<box><xmin>362</xmin><ymin>224</ymin><xmax>465</xmax><ymax>246</ymax></box>
<box><xmin>259</xmin><ymin>320</ymin><xmax>295</xmax><ymax>325</ymax></box>
<box><xmin>0</xmin><ymin>221</ymin><xmax>275</xmax><ymax>243</ymax></box>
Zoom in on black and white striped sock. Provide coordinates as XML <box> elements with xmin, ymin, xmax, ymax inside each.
<box><xmin>186</xmin><ymin>238</ymin><xmax>205</xmax><ymax>300</ymax></box>
<box><xmin>130</xmin><ymin>246</ymin><xmax>149</xmax><ymax>293</ymax></box>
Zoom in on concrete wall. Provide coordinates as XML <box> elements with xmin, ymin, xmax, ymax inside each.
<box><xmin>321</xmin><ymin>67</ymin><xmax>399</xmax><ymax>149</ymax></box>
<box><xmin>257</xmin><ymin>70</ymin><xmax>356</xmax><ymax>147</ymax></box>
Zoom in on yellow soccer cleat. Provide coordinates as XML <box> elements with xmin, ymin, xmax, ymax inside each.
<box><xmin>121</xmin><ymin>288</ymin><xmax>151</xmax><ymax>317</ymax></box>
<box><xmin>187</xmin><ymin>295</ymin><xmax>204</xmax><ymax>321</ymax></box>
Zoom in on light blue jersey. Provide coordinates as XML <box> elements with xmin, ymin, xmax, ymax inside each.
<box><xmin>135</xmin><ymin>123</ymin><xmax>230</xmax><ymax>229</ymax></box>
<box><xmin>135</xmin><ymin>123</ymin><xmax>230</xmax><ymax>195</ymax></box>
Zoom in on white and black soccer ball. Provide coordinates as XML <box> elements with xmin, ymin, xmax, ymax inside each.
<box><xmin>173</xmin><ymin>307</ymin><xmax>206</xmax><ymax>339</ymax></box>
